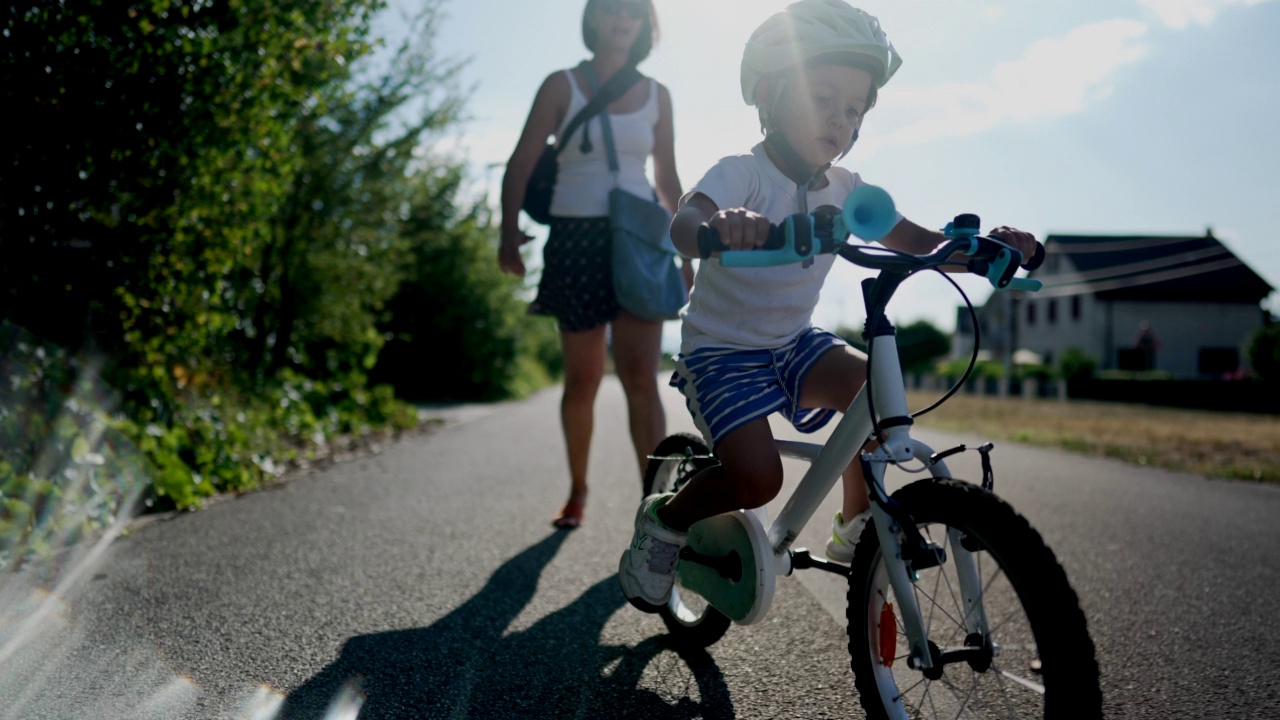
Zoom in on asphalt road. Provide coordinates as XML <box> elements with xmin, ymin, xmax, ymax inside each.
<box><xmin>2</xmin><ymin>377</ymin><xmax>1278</xmax><ymax>719</ymax></box>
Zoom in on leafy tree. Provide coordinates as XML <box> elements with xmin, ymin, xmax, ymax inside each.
<box><xmin>371</xmin><ymin>169</ymin><xmax>563</xmax><ymax>401</ymax></box>
<box><xmin>1245</xmin><ymin>322</ymin><xmax>1280</xmax><ymax>380</ymax></box>
<box><xmin>896</xmin><ymin>320</ymin><xmax>951</xmax><ymax>373</ymax></box>
<box><xmin>243</xmin><ymin>4</ymin><xmax>466</xmax><ymax>382</ymax></box>
<box><xmin>834</xmin><ymin>319</ymin><xmax>950</xmax><ymax>373</ymax></box>
<box><xmin>3</xmin><ymin>0</ymin><xmax>382</xmax><ymax>407</ymax></box>
<box><xmin>2</xmin><ymin>0</ymin><xmax>564</xmax><ymax>522</ymax></box>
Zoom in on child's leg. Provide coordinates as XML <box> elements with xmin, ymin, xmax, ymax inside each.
<box><xmin>657</xmin><ymin>417</ymin><xmax>783</xmax><ymax>533</ymax></box>
<box><xmin>799</xmin><ymin>345</ymin><xmax>872</xmax><ymax>519</ymax></box>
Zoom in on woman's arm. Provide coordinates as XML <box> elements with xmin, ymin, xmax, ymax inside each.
<box><xmin>652</xmin><ymin>82</ymin><xmax>694</xmax><ymax>286</ymax></box>
<box><xmin>498</xmin><ymin>72</ymin><xmax>569</xmax><ymax>276</ymax></box>
<box><xmin>652</xmin><ymin>83</ymin><xmax>682</xmax><ymax>214</ymax></box>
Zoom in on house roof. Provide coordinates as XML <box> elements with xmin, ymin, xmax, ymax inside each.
<box><xmin>1032</xmin><ymin>232</ymin><xmax>1274</xmax><ymax>303</ymax></box>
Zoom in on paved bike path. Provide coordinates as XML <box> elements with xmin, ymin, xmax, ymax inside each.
<box><xmin>6</xmin><ymin>377</ymin><xmax>1279</xmax><ymax>719</ymax></box>
<box><xmin>3</xmin><ymin>380</ymin><xmax>865</xmax><ymax>720</ymax></box>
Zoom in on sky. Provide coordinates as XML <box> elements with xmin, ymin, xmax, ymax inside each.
<box><xmin>375</xmin><ymin>0</ymin><xmax>1280</xmax><ymax>351</ymax></box>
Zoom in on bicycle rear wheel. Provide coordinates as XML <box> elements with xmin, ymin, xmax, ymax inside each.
<box><xmin>847</xmin><ymin>478</ymin><xmax>1101</xmax><ymax>719</ymax></box>
<box><xmin>643</xmin><ymin>433</ymin><xmax>732</xmax><ymax>649</ymax></box>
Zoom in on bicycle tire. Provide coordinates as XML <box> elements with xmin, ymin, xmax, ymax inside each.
<box><xmin>642</xmin><ymin>433</ymin><xmax>733</xmax><ymax>649</ymax></box>
<box><xmin>847</xmin><ymin>478</ymin><xmax>1101</xmax><ymax>720</ymax></box>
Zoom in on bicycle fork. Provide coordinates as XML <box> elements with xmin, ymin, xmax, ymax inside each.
<box><xmin>857</xmin><ymin>312</ymin><xmax>997</xmax><ymax>672</ymax></box>
<box><xmin>864</xmin><ymin>451</ymin><xmax>995</xmax><ymax>673</ymax></box>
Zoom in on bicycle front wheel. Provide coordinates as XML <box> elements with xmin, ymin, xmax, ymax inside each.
<box><xmin>643</xmin><ymin>433</ymin><xmax>731</xmax><ymax>649</ymax></box>
<box><xmin>847</xmin><ymin>478</ymin><xmax>1101</xmax><ymax>719</ymax></box>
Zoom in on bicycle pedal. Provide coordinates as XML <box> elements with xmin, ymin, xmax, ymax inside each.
<box><xmin>789</xmin><ymin>548</ymin><xmax>851</xmax><ymax>577</ymax></box>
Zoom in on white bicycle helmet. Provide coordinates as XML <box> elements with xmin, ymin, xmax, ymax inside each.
<box><xmin>741</xmin><ymin>0</ymin><xmax>902</xmax><ymax>107</ymax></box>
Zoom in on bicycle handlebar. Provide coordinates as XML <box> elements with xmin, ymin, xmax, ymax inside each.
<box><xmin>696</xmin><ymin>184</ymin><xmax>1044</xmax><ymax>292</ymax></box>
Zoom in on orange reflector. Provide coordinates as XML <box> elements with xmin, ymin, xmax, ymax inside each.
<box><xmin>878</xmin><ymin>601</ymin><xmax>896</xmax><ymax>667</ymax></box>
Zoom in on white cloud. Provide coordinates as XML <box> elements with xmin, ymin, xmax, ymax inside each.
<box><xmin>980</xmin><ymin>5</ymin><xmax>1005</xmax><ymax>21</ymax></box>
<box><xmin>1137</xmin><ymin>0</ymin><xmax>1274</xmax><ymax>29</ymax></box>
<box><xmin>861</xmin><ymin>19</ymin><xmax>1149</xmax><ymax>153</ymax></box>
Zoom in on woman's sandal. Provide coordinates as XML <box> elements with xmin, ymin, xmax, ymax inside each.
<box><xmin>552</xmin><ymin>497</ymin><xmax>585</xmax><ymax>529</ymax></box>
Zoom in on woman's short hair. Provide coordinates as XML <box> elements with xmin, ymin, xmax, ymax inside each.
<box><xmin>581</xmin><ymin>0</ymin><xmax>660</xmax><ymax>66</ymax></box>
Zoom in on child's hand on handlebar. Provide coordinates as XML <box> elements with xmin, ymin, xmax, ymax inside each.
<box><xmin>987</xmin><ymin>226</ymin><xmax>1039</xmax><ymax>265</ymax></box>
<box><xmin>706</xmin><ymin>208</ymin><xmax>772</xmax><ymax>253</ymax></box>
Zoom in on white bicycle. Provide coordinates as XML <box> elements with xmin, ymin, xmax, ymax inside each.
<box><xmin>643</xmin><ymin>184</ymin><xmax>1102</xmax><ymax>719</ymax></box>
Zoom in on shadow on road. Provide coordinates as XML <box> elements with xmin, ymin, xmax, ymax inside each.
<box><xmin>280</xmin><ymin>530</ymin><xmax>734</xmax><ymax>719</ymax></box>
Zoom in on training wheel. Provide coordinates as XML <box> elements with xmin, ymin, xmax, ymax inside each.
<box><xmin>679</xmin><ymin>508</ymin><xmax>775</xmax><ymax>624</ymax></box>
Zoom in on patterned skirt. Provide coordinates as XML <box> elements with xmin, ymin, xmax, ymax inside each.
<box><xmin>529</xmin><ymin>216</ymin><xmax>620</xmax><ymax>333</ymax></box>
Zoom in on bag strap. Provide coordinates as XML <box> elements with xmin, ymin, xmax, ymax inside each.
<box><xmin>581</xmin><ymin>63</ymin><xmax>620</xmax><ymax>179</ymax></box>
<box><xmin>556</xmin><ymin>61</ymin><xmax>643</xmax><ymax>158</ymax></box>
<box><xmin>585</xmin><ymin>66</ymin><xmax>662</xmax><ymax>203</ymax></box>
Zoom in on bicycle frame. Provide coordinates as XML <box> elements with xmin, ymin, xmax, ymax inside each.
<box><xmin>760</xmin><ymin>272</ymin><xmax>988</xmax><ymax>672</ymax></box>
<box><xmin>687</xmin><ymin>187</ymin><xmax>1042</xmax><ymax>671</ymax></box>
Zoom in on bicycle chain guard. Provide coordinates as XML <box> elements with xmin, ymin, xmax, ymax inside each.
<box><xmin>678</xmin><ymin>509</ymin><xmax>775</xmax><ymax>625</ymax></box>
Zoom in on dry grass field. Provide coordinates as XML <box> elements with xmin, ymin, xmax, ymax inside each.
<box><xmin>904</xmin><ymin>391</ymin><xmax>1280</xmax><ymax>483</ymax></box>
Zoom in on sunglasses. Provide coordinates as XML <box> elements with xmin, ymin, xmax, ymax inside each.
<box><xmin>600</xmin><ymin>0</ymin><xmax>648</xmax><ymax>21</ymax></box>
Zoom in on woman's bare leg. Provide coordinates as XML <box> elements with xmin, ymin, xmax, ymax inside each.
<box><xmin>610</xmin><ymin>311</ymin><xmax>666</xmax><ymax>482</ymax></box>
<box><xmin>555</xmin><ymin>325</ymin><xmax>607</xmax><ymax>526</ymax></box>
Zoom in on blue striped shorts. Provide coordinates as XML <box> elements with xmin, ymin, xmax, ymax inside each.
<box><xmin>669</xmin><ymin>328</ymin><xmax>848</xmax><ymax>448</ymax></box>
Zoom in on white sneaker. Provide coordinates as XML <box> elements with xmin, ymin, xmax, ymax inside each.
<box><xmin>618</xmin><ymin>493</ymin><xmax>687</xmax><ymax>613</ymax></box>
<box><xmin>825</xmin><ymin>509</ymin><xmax>872</xmax><ymax>563</ymax></box>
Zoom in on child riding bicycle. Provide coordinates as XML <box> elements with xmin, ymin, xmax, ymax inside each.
<box><xmin>619</xmin><ymin>0</ymin><xmax>1038</xmax><ymax>612</ymax></box>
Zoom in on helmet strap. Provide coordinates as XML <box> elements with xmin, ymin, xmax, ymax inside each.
<box><xmin>763</xmin><ymin>131</ymin><xmax>829</xmax><ymax>214</ymax></box>
<box><xmin>839</xmin><ymin>128</ymin><xmax>859</xmax><ymax>160</ymax></box>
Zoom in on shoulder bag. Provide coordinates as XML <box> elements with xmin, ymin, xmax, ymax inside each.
<box><xmin>522</xmin><ymin>62</ymin><xmax>644</xmax><ymax>225</ymax></box>
<box><xmin>582</xmin><ymin>64</ymin><xmax>687</xmax><ymax>322</ymax></box>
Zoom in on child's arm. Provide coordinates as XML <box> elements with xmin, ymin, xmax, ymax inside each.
<box><xmin>880</xmin><ymin>218</ymin><xmax>1039</xmax><ymax>271</ymax></box>
<box><xmin>671</xmin><ymin>193</ymin><xmax>772</xmax><ymax>259</ymax></box>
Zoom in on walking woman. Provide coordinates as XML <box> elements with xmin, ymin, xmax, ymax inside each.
<box><xmin>498</xmin><ymin>0</ymin><xmax>689</xmax><ymax>529</ymax></box>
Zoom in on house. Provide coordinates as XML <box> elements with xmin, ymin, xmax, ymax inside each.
<box><xmin>953</xmin><ymin>230</ymin><xmax>1274</xmax><ymax>379</ymax></box>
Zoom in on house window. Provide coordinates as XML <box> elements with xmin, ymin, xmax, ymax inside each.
<box><xmin>1199</xmin><ymin>348</ymin><xmax>1239</xmax><ymax>376</ymax></box>
<box><xmin>1048</xmin><ymin>299</ymin><xmax>1058</xmax><ymax>324</ymax></box>
<box><xmin>1071</xmin><ymin>296</ymin><xmax>1081</xmax><ymax>320</ymax></box>
<box><xmin>1026</xmin><ymin>301</ymin><xmax>1036</xmax><ymax>326</ymax></box>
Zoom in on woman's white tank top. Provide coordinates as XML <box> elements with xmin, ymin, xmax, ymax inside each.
<box><xmin>549</xmin><ymin>69</ymin><xmax>659</xmax><ymax>218</ymax></box>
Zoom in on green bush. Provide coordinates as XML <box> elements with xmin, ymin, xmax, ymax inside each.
<box><xmin>1246</xmin><ymin>322</ymin><xmax>1280</xmax><ymax>380</ymax></box>
<box><xmin>1058</xmin><ymin>348</ymin><xmax>1097</xmax><ymax>382</ymax></box>
<box><xmin>1015</xmin><ymin>363</ymin><xmax>1057</xmax><ymax>382</ymax></box>
<box><xmin>834</xmin><ymin>320</ymin><xmax>950</xmax><ymax>374</ymax></box>
<box><xmin>2</xmin><ymin>0</ymin><xmax>562</xmax><ymax>557</ymax></box>
<box><xmin>936</xmin><ymin>357</ymin><xmax>1005</xmax><ymax>380</ymax></box>
<box><xmin>0</xmin><ymin>326</ymin><xmax>149</xmax><ymax>568</ymax></box>
<box><xmin>372</xmin><ymin>184</ymin><xmax>563</xmax><ymax>401</ymax></box>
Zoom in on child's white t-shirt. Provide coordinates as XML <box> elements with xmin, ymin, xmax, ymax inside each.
<box><xmin>679</xmin><ymin>143</ymin><xmax>868</xmax><ymax>353</ymax></box>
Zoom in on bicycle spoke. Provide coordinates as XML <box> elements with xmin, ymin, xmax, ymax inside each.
<box><xmin>912</xmin><ymin>581</ymin><xmax>966</xmax><ymax>635</ymax></box>
<box><xmin>991</xmin><ymin>660</ymin><xmax>1020</xmax><ymax>720</ymax></box>
<box><xmin>936</xmin><ymin>558</ymin><xmax>969</xmax><ymax>639</ymax></box>
<box><xmin>989</xmin><ymin>660</ymin><xmax>1045</xmax><ymax>694</ymax></box>
<box><xmin>893</xmin><ymin>675</ymin><xmax>928</xmax><ymax>703</ymax></box>
<box><xmin>937</xmin><ymin>672</ymin><xmax>977</xmax><ymax>720</ymax></box>
<box><xmin>927</xmin><ymin>532</ymin><xmax>945</xmax><ymax>632</ymax></box>
<box><xmin>924</xmin><ymin>681</ymin><xmax>938</xmax><ymax>720</ymax></box>
<box><xmin>987</xmin><ymin>601</ymin><xmax>1028</xmax><ymax>638</ymax></box>
<box><xmin>980</xmin><ymin>554</ymin><xmax>1003</xmax><ymax>603</ymax></box>
<box><xmin>937</xmin><ymin>530</ymin><xmax>966</xmax><ymax>623</ymax></box>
